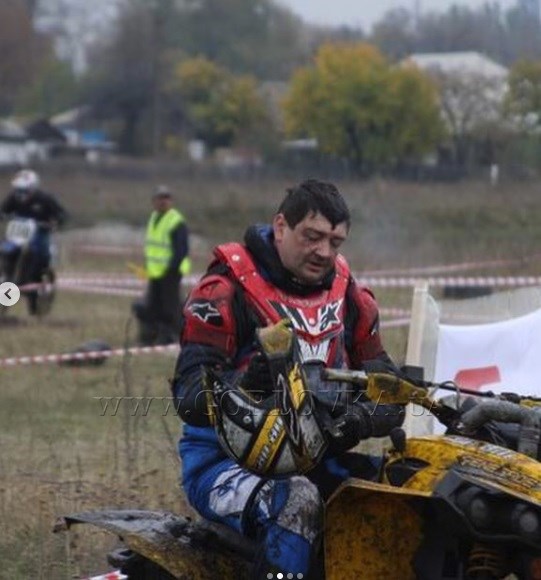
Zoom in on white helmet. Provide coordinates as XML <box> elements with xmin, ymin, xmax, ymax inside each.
<box><xmin>11</xmin><ymin>169</ymin><xmax>40</xmax><ymax>191</ymax></box>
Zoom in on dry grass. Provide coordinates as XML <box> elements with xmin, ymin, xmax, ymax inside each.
<box><xmin>1</xmin><ymin>164</ymin><xmax>540</xmax><ymax>577</ymax></box>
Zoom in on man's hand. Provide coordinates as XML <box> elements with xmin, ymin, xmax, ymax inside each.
<box><xmin>328</xmin><ymin>412</ymin><xmax>372</xmax><ymax>451</ymax></box>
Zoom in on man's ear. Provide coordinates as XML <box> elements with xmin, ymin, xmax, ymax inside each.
<box><xmin>273</xmin><ymin>213</ymin><xmax>286</xmax><ymax>242</ymax></box>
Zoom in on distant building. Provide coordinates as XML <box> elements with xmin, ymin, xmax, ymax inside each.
<box><xmin>405</xmin><ymin>51</ymin><xmax>508</xmax><ymax>82</ymax></box>
<box><xmin>0</xmin><ymin>120</ymin><xmax>45</xmax><ymax>167</ymax></box>
<box><xmin>403</xmin><ymin>51</ymin><xmax>511</xmax><ymax>166</ymax></box>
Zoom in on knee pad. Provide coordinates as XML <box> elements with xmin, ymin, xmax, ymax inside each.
<box><xmin>256</xmin><ymin>476</ymin><xmax>323</xmax><ymax>544</ymax></box>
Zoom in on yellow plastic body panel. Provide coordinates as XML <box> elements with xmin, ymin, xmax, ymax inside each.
<box><xmin>325</xmin><ymin>434</ymin><xmax>541</xmax><ymax>579</ymax></box>
<box><xmin>396</xmin><ymin>436</ymin><xmax>541</xmax><ymax>504</ymax></box>
<box><xmin>325</xmin><ymin>480</ymin><xmax>431</xmax><ymax>580</ymax></box>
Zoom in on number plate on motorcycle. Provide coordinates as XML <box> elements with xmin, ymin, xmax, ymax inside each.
<box><xmin>5</xmin><ymin>219</ymin><xmax>37</xmax><ymax>245</ymax></box>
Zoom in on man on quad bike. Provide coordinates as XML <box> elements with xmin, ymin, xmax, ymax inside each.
<box><xmin>0</xmin><ymin>168</ymin><xmax>67</xmax><ymax>284</ymax></box>
<box><xmin>172</xmin><ymin>179</ymin><xmax>406</xmax><ymax>579</ymax></box>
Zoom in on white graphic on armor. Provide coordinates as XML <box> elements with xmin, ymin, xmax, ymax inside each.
<box><xmin>269</xmin><ymin>299</ymin><xmax>342</xmax><ymax>363</ymax></box>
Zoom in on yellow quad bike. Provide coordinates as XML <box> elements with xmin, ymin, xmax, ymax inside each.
<box><xmin>57</xmin><ymin>325</ymin><xmax>541</xmax><ymax>579</ymax></box>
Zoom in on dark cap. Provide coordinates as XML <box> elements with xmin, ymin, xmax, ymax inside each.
<box><xmin>153</xmin><ymin>184</ymin><xmax>172</xmax><ymax>197</ymax></box>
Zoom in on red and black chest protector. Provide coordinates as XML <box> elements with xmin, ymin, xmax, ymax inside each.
<box><xmin>214</xmin><ymin>242</ymin><xmax>350</xmax><ymax>366</ymax></box>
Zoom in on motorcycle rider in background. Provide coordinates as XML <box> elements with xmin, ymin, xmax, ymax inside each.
<box><xmin>0</xmin><ymin>169</ymin><xmax>67</xmax><ymax>282</ymax></box>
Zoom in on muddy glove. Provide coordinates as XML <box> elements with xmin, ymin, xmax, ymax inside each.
<box><xmin>326</xmin><ymin>402</ymin><xmax>405</xmax><ymax>450</ymax></box>
<box><xmin>239</xmin><ymin>352</ymin><xmax>274</xmax><ymax>398</ymax></box>
<box><xmin>362</xmin><ymin>400</ymin><xmax>406</xmax><ymax>437</ymax></box>
<box><xmin>316</xmin><ymin>399</ymin><xmax>372</xmax><ymax>454</ymax></box>
<box><xmin>327</xmin><ymin>412</ymin><xmax>372</xmax><ymax>453</ymax></box>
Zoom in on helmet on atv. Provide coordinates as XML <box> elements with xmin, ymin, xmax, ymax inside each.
<box><xmin>11</xmin><ymin>169</ymin><xmax>40</xmax><ymax>191</ymax></box>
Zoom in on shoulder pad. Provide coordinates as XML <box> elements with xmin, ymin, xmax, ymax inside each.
<box><xmin>182</xmin><ymin>274</ymin><xmax>237</xmax><ymax>356</ymax></box>
<box><xmin>348</xmin><ymin>282</ymin><xmax>385</xmax><ymax>363</ymax></box>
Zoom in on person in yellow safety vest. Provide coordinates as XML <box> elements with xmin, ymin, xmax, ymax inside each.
<box><xmin>132</xmin><ymin>185</ymin><xmax>191</xmax><ymax>345</ymax></box>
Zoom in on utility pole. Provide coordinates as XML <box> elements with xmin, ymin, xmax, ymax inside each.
<box><xmin>413</xmin><ymin>0</ymin><xmax>421</xmax><ymax>52</ymax></box>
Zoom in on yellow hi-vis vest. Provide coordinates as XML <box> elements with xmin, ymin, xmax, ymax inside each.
<box><xmin>145</xmin><ymin>208</ymin><xmax>192</xmax><ymax>279</ymax></box>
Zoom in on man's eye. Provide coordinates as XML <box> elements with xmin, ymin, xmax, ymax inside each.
<box><xmin>304</xmin><ymin>232</ymin><xmax>320</xmax><ymax>242</ymax></box>
<box><xmin>331</xmin><ymin>239</ymin><xmax>343</xmax><ymax>249</ymax></box>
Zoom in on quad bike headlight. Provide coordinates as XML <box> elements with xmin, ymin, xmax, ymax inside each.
<box><xmin>456</xmin><ymin>487</ymin><xmax>493</xmax><ymax>530</ymax></box>
<box><xmin>511</xmin><ymin>504</ymin><xmax>541</xmax><ymax>541</ymax></box>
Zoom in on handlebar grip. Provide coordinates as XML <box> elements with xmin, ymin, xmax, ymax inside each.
<box><xmin>322</xmin><ymin>368</ymin><xmax>368</xmax><ymax>386</ymax></box>
<box><xmin>460</xmin><ymin>399</ymin><xmax>541</xmax><ymax>431</ymax></box>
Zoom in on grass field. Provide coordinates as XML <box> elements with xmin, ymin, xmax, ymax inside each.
<box><xmin>1</xmin><ymin>164</ymin><xmax>541</xmax><ymax>577</ymax></box>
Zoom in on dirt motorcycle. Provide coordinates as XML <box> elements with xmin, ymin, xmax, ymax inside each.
<box><xmin>0</xmin><ymin>216</ymin><xmax>56</xmax><ymax>316</ymax></box>
<box><xmin>56</xmin><ymin>323</ymin><xmax>541</xmax><ymax>579</ymax></box>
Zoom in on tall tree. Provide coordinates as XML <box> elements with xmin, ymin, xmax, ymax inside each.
<box><xmin>506</xmin><ymin>59</ymin><xmax>541</xmax><ymax>130</ymax></box>
<box><xmin>0</xmin><ymin>0</ymin><xmax>53</xmax><ymax>115</ymax></box>
<box><xmin>84</xmin><ymin>0</ymin><xmax>170</xmax><ymax>154</ymax></box>
<box><xmin>432</xmin><ymin>70</ymin><xmax>507</xmax><ymax>165</ymax></box>
<box><xmin>180</xmin><ymin>0</ymin><xmax>308</xmax><ymax>79</ymax></box>
<box><xmin>169</xmin><ymin>56</ymin><xmax>269</xmax><ymax>149</ymax></box>
<box><xmin>283</xmin><ymin>42</ymin><xmax>443</xmax><ymax>170</ymax></box>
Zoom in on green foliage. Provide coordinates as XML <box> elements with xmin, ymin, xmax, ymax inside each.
<box><xmin>179</xmin><ymin>0</ymin><xmax>308</xmax><ymax>79</ymax></box>
<box><xmin>171</xmin><ymin>56</ymin><xmax>269</xmax><ymax>149</ymax></box>
<box><xmin>283</xmin><ymin>42</ymin><xmax>443</xmax><ymax>169</ymax></box>
<box><xmin>370</xmin><ymin>2</ymin><xmax>541</xmax><ymax>66</ymax></box>
<box><xmin>16</xmin><ymin>58</ymin><xmax>80</xmax><ymax>116</ymax></box>
<box><xmin>506</xmin><ymin>59</ymin><xmax>541</xmax><ymax>129</ymax></box>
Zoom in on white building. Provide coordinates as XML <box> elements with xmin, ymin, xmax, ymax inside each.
<box><xmin>0</xmin><ymin>120</ymin><xmax>45</xmax><ymax>167</ymax></box>
<box><xmin>403</xmin><ymin>52</ymin><xmax>510</xmax><ymax>151</ymax></box>
<box><xmin>405</xmin><ymin>51</ymin><xmax>508</xmax><ymax>82</ymax></box>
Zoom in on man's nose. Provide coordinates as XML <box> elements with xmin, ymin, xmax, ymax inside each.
<box><xmin>315</xmin><ymin>239</ymin><xmax>333</xmax><ymax>258</ymax></box>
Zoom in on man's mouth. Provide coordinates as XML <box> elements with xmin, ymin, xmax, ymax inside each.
<box><xmin>306</xmin><ymin>261</ymin><xmax>327</xmax><ymax>272</ymax></box>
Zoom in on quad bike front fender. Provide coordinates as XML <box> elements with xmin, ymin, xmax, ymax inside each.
<box><xmin>325</xmin><ymin>480</ymin><xmax>432</xmax><ymax>580</ymax></box>
<box><xmin>56</xmin><ymin>510</ymin><xmax>252</xmax><ymax>580</ymax></box>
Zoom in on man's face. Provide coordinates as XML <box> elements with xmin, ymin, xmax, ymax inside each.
<box><xmin>273</xmin><ymin>211</ymin><xmax>348</xmax><ymax>285</ymax></box>
<box><xmin>152</xmin><ymin>194</ymin><xmax>172</xmax><ymax>213</ymax></box>
<box><xmin>15</xmin><ymin>189</ymin><xmax>32</xmax><ymax>202</ymax></box>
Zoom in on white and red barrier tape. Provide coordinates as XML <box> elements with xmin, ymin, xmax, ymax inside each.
<box><xmin>58</xmin><ymin>283</ymin><xmax>141</xmax><ymax>297</ymax></box>
<box><xmin>0</xmin><ymin>343</ymin><xmax>178</xmax><ymax>368</ymax></box>
<box><xmin>0</xmin><ymin>317</ymin><xmax>416</xmax><ymax>367</ymax></box>
<box><xmin>356</xmin><ymin>275</ymin><xmax>541</xmax><ymax>288</ymax></box>
<box><xmin>83</xmin><ymin>571</ymin><xmax>127</xmax><ymax>580</ymax></box>
<box><xmin>55</xmin><ymin>274</ymin><xmax>541</xmax><ymax>293</ymax></box>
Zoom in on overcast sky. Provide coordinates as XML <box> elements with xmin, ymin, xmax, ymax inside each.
<box><xmin>278</xmin><ymin>0</ymin><xmax>518</xmax><ymax>30</ymax></box>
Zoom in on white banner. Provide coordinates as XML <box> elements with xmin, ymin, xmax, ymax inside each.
<box><xmin>434</xmin><ymin>307</ymin><xmax>541</xmax><ymax>396</ymax></box>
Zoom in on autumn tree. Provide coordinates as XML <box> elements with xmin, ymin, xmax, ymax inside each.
<box><xmin>432</xmin><ymin>69</ymin><xmax>508</xmax><ymax>166</ymax></box>
<box><xmin>168</xmin><ymin>56</ymin><xmax>270</xmax><ymax>150</ymax></box>
<box><xmin>283</xmin><ymin>42</ymin><xmax>443</xmax><ymax>170</ymax></box>
<box><xmin>506</xmin><ymin>59</ymin><xmax>541</xmax><ymax>130</ymax></box>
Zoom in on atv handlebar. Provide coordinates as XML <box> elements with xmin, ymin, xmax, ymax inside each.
<box><xmin>322</xmin><ymin>368</ymin><xmax>541</xmax><ymax>437</ymax></box>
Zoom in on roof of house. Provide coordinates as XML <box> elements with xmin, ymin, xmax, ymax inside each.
<box><xmin>405</xmin><ymin>51</ymin><xmax>508</xmax><ymax>79</ymax></box>
<box><xmin>26</xmin><ymin>119</ymin><xmax>67</xmax><ymax>143</ymax></box>
<box><xmin>0</xmin><ymin>119</ymin><xmax>28</xmax><ymax>143</ymax></box>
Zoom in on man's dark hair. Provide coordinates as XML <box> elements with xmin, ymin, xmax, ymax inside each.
<box><xmin>277</xmin><ymin>179</ymin><xmax>351</xmax><ymax>229</ymax></box>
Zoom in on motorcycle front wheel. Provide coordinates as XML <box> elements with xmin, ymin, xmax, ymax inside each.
<box><xmin>27</xmin><ymin>268</ymin><xmax>56</xmax><ymax>317</ymax></box>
